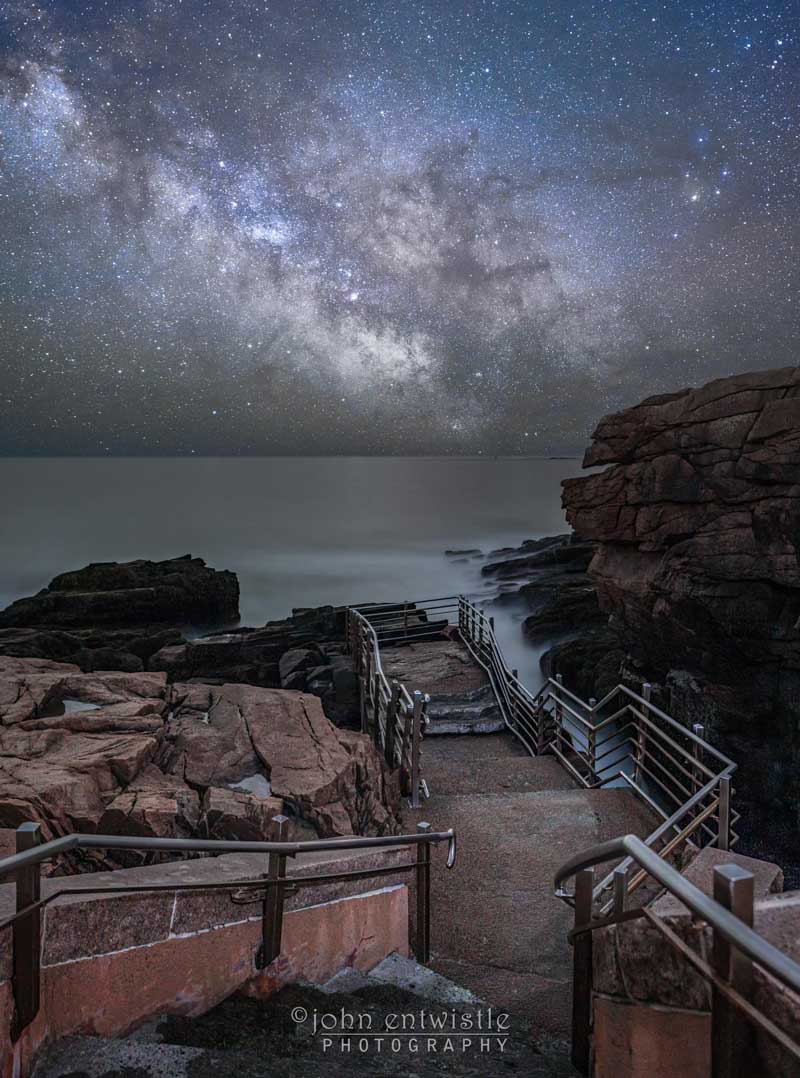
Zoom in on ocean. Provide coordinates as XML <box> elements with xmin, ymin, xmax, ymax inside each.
<box><xmin>0</xmin><ymin>456</ymin><xmax>583</xmax><ymax>686</ymax></box>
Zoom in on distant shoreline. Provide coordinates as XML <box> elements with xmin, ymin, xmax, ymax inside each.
<box><xmin>0</xmin><ymin>453</ymin><xmax>583</xmax><ymax>462</ymax></box>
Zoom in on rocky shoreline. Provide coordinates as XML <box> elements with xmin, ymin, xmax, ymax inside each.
<box><xmin>446</xmin><ymin>366</ymin><xmax>800</xmax><ymax>883</ymax></box>
<box><xmin>1</xmin><ymin>365</ymin><xmax>797</xmax><ymax>881</ymax></box>
<box><xmin>0</xmin><ymin>557</ymin><xmax>402</xmax><ymax>872</ymax></box>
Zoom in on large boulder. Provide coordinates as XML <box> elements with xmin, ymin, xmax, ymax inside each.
<box><xmin>0</xmin><ymin>555</ymin><xmax>239</xmax><ymax>629</ymax></box>
<box><xmin>148</xmin><ymin>608</ymin><xmax>361</xmax><ymax>727</ymax></box>
<box><xmin>0</xmin><ymin>658</ymin><xmax>170</xmax><ymax>839</ymax></box>
<box><xmin>0</xmin><ymin>658</ymin><xmax>401</xmax><ymax>866</ymax></box>
<box><xmin>561</xmin><ymin>365</ymin><xmax>800</xmax><ymax>828</ymax></box>
<box><xmin>159</xmin><ymin>682</ymin><xmax>398</xmax><ymax>837</ymax></box>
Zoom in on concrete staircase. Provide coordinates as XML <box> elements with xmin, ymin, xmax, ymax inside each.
<box><xmin>34</xmin><ymin>954</ymin><xmax>578</xmax><ymax>1077</ymax></box>
<box><xmin>409</xmin><ymin>732</ymin><xmax>658</xmax><ymax>1037</ymax></box>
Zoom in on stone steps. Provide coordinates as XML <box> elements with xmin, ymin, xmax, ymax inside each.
<box><xmin>34</xmin><ymin>954</ymin><xmax>578</xmax><ymax>1077</ymax></box>
<box><xmin>425</xmin><ymin>684</ymin><xmax>504</xmax><ymax>735</ymax></box>
<box><xmin>407</xmin><ymin>732</ymin><xmax>660</xmax><ymax>1037</ymax></box>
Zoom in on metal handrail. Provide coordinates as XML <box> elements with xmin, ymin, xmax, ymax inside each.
<box><xmin>3</xmin><ymin>819</ymin><xmax>456</xmax><ymax>1042</ymax></box>
<box><xmin>555</xmin><ymin>833</ymin><xmax>800</xmax><ymax>989</ymax></box>
<box><xmin>454</xmin><ymin>594</ymin><xmax>738</xmax><ymax>906</ymax></box>
<box><xmin>347</xmin><ymin>604</ymin><xmax>437</xmax><ymax>806</ymax></box>
<box><xmin>0</xmin><ymin>827</ymin><xmax>457</xmax><ymax>882</ymax></box>
<box><xmin>555</xmin><ymin>832</ymin><xmax>800</xmax><ymax>1075</ymax></box>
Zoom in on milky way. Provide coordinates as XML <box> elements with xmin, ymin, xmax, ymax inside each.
<box><xmin>1</xmin><ymin>1</ymin><xmax>798</xmax><ymax>455</ymax></box>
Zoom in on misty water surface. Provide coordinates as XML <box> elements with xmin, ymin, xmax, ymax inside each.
<box><xmin>0</xmin><ymin>457</ymin><xmax>582</xmax><ymax>687</ymax></box>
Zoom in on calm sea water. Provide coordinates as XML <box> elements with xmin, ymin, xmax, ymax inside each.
<box><xmin>0</xmin><ymin>457</ymin><xmax>582</xmax><ymax>685</ymax></box>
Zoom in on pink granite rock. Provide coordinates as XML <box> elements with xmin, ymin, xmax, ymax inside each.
<box><xmin>562</xmin><ymin>365</ymin><xmax>800</xmax><ymax>821</ymax></box>
<box><xmin>0</xmin><ymin>659</ymin><xmax>400</xmax><ymax>857</ymax></box>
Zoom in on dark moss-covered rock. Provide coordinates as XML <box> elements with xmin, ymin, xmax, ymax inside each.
<box><xmin>0</xmin><ymin>555</ymin><xmax>239</xmax><ymax>629</ymax></box>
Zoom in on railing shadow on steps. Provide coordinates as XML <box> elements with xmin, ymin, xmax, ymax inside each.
<box><xmin>0</xmin><ymin>819</ymin><xmax>456</xmax><ymax>1042</ymax></box>
<box><xmin>555</xmin><ymin>833</ymin><xmax>800</xmax><ymax>1076</ymax></box>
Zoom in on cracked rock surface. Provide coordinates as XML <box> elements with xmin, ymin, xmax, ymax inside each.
<box><xmin>0</xmin><ymin>656</ymin><xmax>400</xmax><ymax>871</ymax></box>
<box><xmin>562</xmin><ymin>364</ymin><xmax>800</xmax><ymax>834</ymax></box>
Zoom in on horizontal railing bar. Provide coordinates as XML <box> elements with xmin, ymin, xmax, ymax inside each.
<box><xmin>593</xmin><ymin>772</ymin><xmax>725</xmax><ymax>895</ymax></box>
<box><xmin>614</xmin><ymin>799</ymin><xmax>721</xmax><ymax>910</ymax></box>
<box><xmin>351</xmin><ymin>595</ymin><xmax>459</xmax><ymax>611</ymax></box>
<box><xmin>0</xmin><ymin>860</ymin><xmax>429</xmax><ymax>934</ymax></box>
<box><xmin>0</xmin><ymin>829</ymin><xmax>456</xmax><ymax>883</ymax></box>
<box><xmin>617</xmin><ymin>687</ymin><xmax>735</xmax><ymax>767</ymax></box>
<box><xmin>636</xmin><ymin>748</ymin><xmax>694</xmax><ymax>805</ymax></box>
<box><xmin>642</xmin><ymin>908</ymin><xmax>800</xmax><ymax>1063</ymax></box>
<box><xmin>548</xmin><ymin>745</ymin><xmax>592</xmax><ymax>788</ymax></box>
<box><xmin>635</xmin><ymin>722</ymin><xmax>717</xmax><ymax>786</ymax></box>
<box><xmin>555</xmin><ymin>832</ymin><xmax>800</xmax><ymax>995</ymax></box>
<box><xmin>630</xmin><ymin>709</ymin><xmax>718</xmax><ymax>781</ymax></box>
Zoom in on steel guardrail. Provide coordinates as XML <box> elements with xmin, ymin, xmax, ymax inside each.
<box><xmin>2</xmin><ymin>820</ymin><xmax>456</xmax><ymax>1040</ymax></box>
<box><xmin>454</xmin><ymin>594</ymin><xmax>738</xmax><ymax>908</ymax></box>
<box><xmin>554</xmin><ymin>832</ymin><xmax>800</xmax><ymax>1075</ymax></box>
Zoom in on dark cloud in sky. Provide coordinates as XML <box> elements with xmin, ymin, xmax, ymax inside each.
<box><xmin>0</xmin><ymin>0</ymin><xmax>797</xmax><ymax>455</ymax></box>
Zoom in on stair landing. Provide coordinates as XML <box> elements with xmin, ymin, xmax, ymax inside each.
<box><xmin>407</xmin><ymin>732</ymin><xmax>658</xmax><ymax>1037</ymax></box>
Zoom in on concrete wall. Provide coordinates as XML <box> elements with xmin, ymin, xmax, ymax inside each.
<box><xmin>0</xmin><ymin>846</ymin><xmax>413</xmax><ymax>1078</ymax></box>
<box><xmin>590</xmin><ymin>847</ymin><xmax>800</xmax><ymax>1077</ymax></box>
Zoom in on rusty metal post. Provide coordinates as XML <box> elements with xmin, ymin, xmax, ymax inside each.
<box><xmin>415</xmin><ymin>821</ymin><xmax>431</xmax><ymax>962</ymax></box>
<box><xmin>409</xmin><ymin>690</ymin><xmax>424</xmax><ymax>808</ymax></box>
<box><xmin>258</xmin><ymin>814</ymin><xmax>289</xmax><ymax>969</ymax></box>
<box><xmin>718</xmin><ymin>775</ymin><xmax>731</xmax><ymax>852</ymax></box>
<box><xmin>711</xmin><ymin>864</ymin><xmax>755</xmax><ymax>1078</ymax></box>
<box><xmin>12</xmin><ymin>822</ymin><xmax>42</xmax><ymax>1040</ymax></box>
<box><xmin>571</xmin><ymin>867</ymin><xmax>594</xmax><ymax>1074</ymax></box>
<box><xmin>386</xmin><ymin>679</ymin><xmax>400</xmax><ymax>768</ymax></box>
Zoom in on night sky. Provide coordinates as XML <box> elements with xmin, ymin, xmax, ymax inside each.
<box><xmin>1</xmin><ymin>1</ymin><xmax>797</xmax><ymax>455</ymax></box>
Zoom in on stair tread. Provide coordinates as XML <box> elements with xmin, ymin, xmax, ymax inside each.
<box><xmin>34</xmin><ymin>977</ymin><xmax>579</xmax><ymax>1078</ymax></box>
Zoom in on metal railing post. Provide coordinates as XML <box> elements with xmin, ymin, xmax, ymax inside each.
<box><xmin>410</xmin><ymin>690</ymin><xmax>424</xmax><ymax>808</ymax></box>
<box><xmin>691</xmin><ymin>722</ymin><xmax>704</xmax><ymax>823</ymax></box>
<box><xmin>386</xmin><ymin>679</ymin><xmax>400</xmax><ymax>768</ymax></box>
<box><xmin>588</xmin><ymin>698</ymin><xmax>597</xmax><ymax>776</ymax></box>
<box><xmin>360</xmin><ymin>642</ymin><xmax>371</xmax><ymax>734</ymax></box>
<box><xmin>572</xmin><ymin>867</ymin><xmax>594</xmax><ymax>1074</ymax></box>
<box><xmin>415</xmin><ymin>821</ymin><xmax>431</xmax><ymax>962</ymax></box>
<box><xmin>634</xmin><ymin>682</ymin><xmax>651</xmax><ymax>785</ymax></box>
<box><xmin>612</xmin><ymin>863</ymin><xmax>627</xmax><ymax>917</ymax></box>
<box><xmin>555</xmin><ymin>674</ymin><xmax>565</xmax><ymax>756</ymax></box>
<box><xmin>371</xmin><ymin>665</ymin><xmax>381</xmax><ymax>745</ymax></box>
<box><xmin>258</xmin><ymin>814</ymin><xmax>289</xmax><ymax>969</ymax></box>
<box><xmin>359</xmin><ymin>673</ymin><xmax>368</xmax><ymax>733</ymax></box>
<box><xmin>718</xmin><ymin>775</ymin><xmax>731</xmax><ymax>852</ymax></box>
<box><xmin>12</xmin><ymin>821</ymin><xmax>42</xmax><ymax>1040</ymax></box>
<box><xmin>711</xmin><ymin>864</ymin><xmax>755</xmax><ymax>1077</ymax></box>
